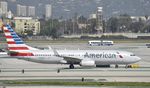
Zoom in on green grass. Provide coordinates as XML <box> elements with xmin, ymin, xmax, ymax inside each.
<box><xmin>1</xmin><ymin>38</ymin><xmax>150</xmax><ymax>44</ymax></box>
<box><xmin>0</xmin><ymin>38</ymin><xmax>150</xmax><ymax>44</ymax></box>
<box><xmin>2</xmin><ymin>80</ymin><xmax>150</xmax><ymax>86</ymax></box>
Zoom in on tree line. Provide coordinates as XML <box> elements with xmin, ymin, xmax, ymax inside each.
<box><xmin>38</xmin><ymin>14</ymin><xmax>150</xmax><ymax>38</ymax></box>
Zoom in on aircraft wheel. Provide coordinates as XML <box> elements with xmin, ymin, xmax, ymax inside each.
<box><xmin>125</xmin><ymin>65</ymin><xmax>128</xmax><ymax>68</ymax></box>
<box><xmin>115</xmin><ymin>64</ymin><xmax>118</xmax><ymax>68</ymax></box>
<box><xmin>69</xmin><ymin>64</ymin><xmax>74</xmax><ymax>69</ymax></box>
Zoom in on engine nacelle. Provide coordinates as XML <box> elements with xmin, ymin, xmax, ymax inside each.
<box><xmin>80</xmin><ymin>60</ymin><xmax>96</xmax><ymax>67</ymax></box>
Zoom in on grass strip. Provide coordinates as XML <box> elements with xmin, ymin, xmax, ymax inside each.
<box><xmin>1</xmin><ymin>39</ymin><xmax>150</xmax><ymax>44</ymax></box>
<box><xmin>2</xmin><ymin>80</ymin><xmax>150</xmax><ymax>86</ymax></box>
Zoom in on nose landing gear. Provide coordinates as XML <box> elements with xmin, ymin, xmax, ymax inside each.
<box><xmin>69</xmin><ymin>64</ymin><xmax>74</xmax><ymax>69</ymax></box>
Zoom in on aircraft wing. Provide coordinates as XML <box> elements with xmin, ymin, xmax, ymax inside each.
<box><xmin>60</xmin><ymin>56</ymin><xmax>95</xmax><ymax>67</ymax></box>
<box><xmin>53</xmin><ymin>49</ymin><xmax>82</xmax><ymax>64</ymax></box>
<box><xmin>62</xmin><ymin>56</ymin><xmax>82</xmax><ymax>64</ymax></box>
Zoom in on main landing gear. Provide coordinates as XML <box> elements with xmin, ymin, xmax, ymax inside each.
<box><xmin>125</xmin><ymin>64</ymin><xmax>132</xmax><ymax>68</ymax></box>
<box><xmin>115</xmin><ymin>64</ymin><xmax>119</xmax><ymax>68</ymax></box>
<box><xmin>69</xmin><ymin>64</ymin><xmax>74</xmax><ymax>69</ymax></box>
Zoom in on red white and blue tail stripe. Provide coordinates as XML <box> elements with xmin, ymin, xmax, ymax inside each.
<box><xmin>2</xmin><ymin>24</ymin><xmax>38</xmax><ymax>56</ymax></box>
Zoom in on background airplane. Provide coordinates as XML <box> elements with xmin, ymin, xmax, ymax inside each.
<box><xmin>1</xmin><ymin>24</ymin><xmax>141</xmax><ymax>69</ymax></box>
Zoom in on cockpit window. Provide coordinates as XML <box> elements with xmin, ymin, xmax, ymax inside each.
<box><xmin>130</xmin><ymin>54</ymin><xmax>135</xmax><ymax>56</ymax></box>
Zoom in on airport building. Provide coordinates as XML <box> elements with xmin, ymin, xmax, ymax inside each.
<box><xmin>17</xmin><ymin>4</ymin><xmax>36</xmax><ymax>17</ymax></box>
<box><xmin>45</xmin><ymin>4</ymin><xmax>52</xmax><ymax>20</ymax></box>
<box><xmin>88</xmin><ymin>7</ymin><xmax>103</xmax><ymax>34</ymax></box>
<box><xmin>6</xmin><ymin>10</ymin><xmax>13</xmax><ymax>19</ymax></box>
<box><xmin>89</xmin><ymin>14</ymin><xmax>97</xmax><ymax>19</ymax></box>
<box><xmin>14</xmin><ymin>17</ymin><xmax>40</xmax><ymax>35</ymax></box>
<box><xmin>17</xmin><ymin>4</ymin><xmax>27</xmax><ymax>16</ymax></box>
<box><xmin>28</xmin><ymin>6</ymin><xmax>35</xmax><ymax>17</ymax></box>
<box><xmin>131</xmin><ymin>16</ymin><xmax>150</xmax><ymax>22</ymax></box>
<box><xmin>96</xmin><ymin>7</ymin><xmax>103</xmax><ymax>33</ymax></box>
<box><xmin>0</xmin><ymin>1</ymin><xmax>8</xmax><ymax>15</ymax></box>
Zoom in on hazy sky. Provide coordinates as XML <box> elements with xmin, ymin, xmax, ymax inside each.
<box><xmin>5</xmin><ymin>0</ymin><xmax>150</xmax><ymax>19</ymax></box>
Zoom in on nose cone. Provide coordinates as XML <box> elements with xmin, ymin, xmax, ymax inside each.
<box><xmin>135</xmin><ymin>56</ymin><xmax>141</xmax><ymax>62</ymax></box>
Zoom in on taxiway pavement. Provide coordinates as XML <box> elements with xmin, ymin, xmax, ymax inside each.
<box><xmin>0</xmin><ymin>43</ymin><xmax>150</xmax><ymax>82</ymax></box>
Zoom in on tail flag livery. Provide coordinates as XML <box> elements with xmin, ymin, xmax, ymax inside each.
<box><xmin>2</xmin><ymin>24</ymin><xmax>38</xmax><ymax>56</ymax></box>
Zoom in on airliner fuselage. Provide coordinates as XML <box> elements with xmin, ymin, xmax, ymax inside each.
<box><xmin>12</xmin><ymin>50</ymin><xmax>141</xmax><ymax>66</ymax></box>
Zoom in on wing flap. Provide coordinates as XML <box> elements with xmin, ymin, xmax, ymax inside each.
<box><xmin>63</xmin><ymin>56</ymin><xmax>82</xmax><ymax>64</ymax></box>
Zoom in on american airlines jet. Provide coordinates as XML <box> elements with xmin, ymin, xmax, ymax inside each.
<box><xmin>2</xmin><ymin>24</ymin><xmax>141</xmax><ymax>69</ymax></box>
